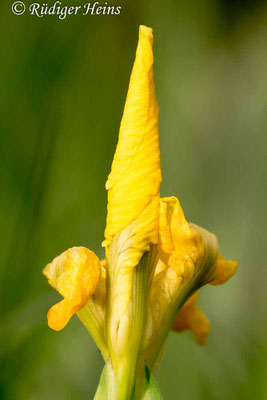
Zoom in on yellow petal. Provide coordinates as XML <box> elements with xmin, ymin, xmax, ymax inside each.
<box><xmin>172</xmin><ymin>292</ymin><xmax>210</xmax><ymax>345</ymax></box>
<box><xmin>159</xmin><ymin>197</ymin><xmax>217</xmax><ymax>282</ymax></box>
<box><xmin>153</xmin><ymin>197</ymin><xmax>236</xmax><ymax>349</ymax></box>
<box><xmin>43</xmin><ymin>247</ymin><xmax>101</xmax><ymax>331</ymax></box>
<box><xmin>210</xmin><ymin>253</ymin><xmax>238</xmax><ymax>286</ymax></box>
<box><xmin>159</xmin><ymin>197</ymin><xmax>192</xmax><ymax>255</ymax></box>
<box><xmin>143</xmin><ymin>197</ymin><xmax>217</xmax><ymax>365</ymax></box>
<box><xmin>47</xmin><ymin>299</ymin><xmax>76</xmax><ymax>331</ymax></box>
<box><xmin>103</xmin><ymin>25</ymin><xmax>162</xmax><ymax>268</ymax></box>
<box><xmin>149</xmin><ymin>197</ymin><xmax>217</xmax><ymax>332</ymax></box>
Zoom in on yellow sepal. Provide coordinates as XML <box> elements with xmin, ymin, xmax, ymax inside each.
<box><xmin>157</xmin><ymin>197</ymin><xmax>237</xmax><ymax>346</ymax></box>
<box><xmin>172</xmin><ymin>291</ymin><xmax>210</xmax><ymax>345</ymax></box>
<box><xmin>210</xmin><ymin>253</ymin><xmax>238</xmax><ymax>285</ymax></box>
<box><xmin>43</xmin><ymin>246</ymin><xmax>101</xmax><ymax>331</ymax></box>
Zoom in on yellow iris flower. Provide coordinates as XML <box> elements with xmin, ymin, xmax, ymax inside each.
<box><xmin>43</xmin><ymin>25</ymin><xmax>238</xmax><ymax>400</ymax></box>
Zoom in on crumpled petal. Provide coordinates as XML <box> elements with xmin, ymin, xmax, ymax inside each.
<box><xmin>144</xmin><ymin>196</ymin><xmax>237</xmax><ymax>358</ymax></box>
<box><xmin>159</xmin><ymin>196</ymin><xmax>218</xmax><ymax>283</ymax></box>
<box><xmin>157</xmin><ymin>197</ymin><xmax>238</xmax><ymax>345</ymax></box>
<box><xmin>172</xmin><ymin>291</ymin><xmax>210</xmax><ymax>345</ymax></box>
<box><xmin>143</xmin><ymin>197</ymin><xmax>217</xmax><ymax>354</ymax></box>
<box><xmin>210</xmin><ymin>253</ymin><xmax>238</xmax><ymax>285</ymax></box>
<box><xmin>103</xmin><ymin>25</ymin><xmax>162</xmax><ymax>270</ymax></box>
<box><xmin>43</xmin><ymin>247</ymin><xmax>101</xmax><ymax>331</ymax></box>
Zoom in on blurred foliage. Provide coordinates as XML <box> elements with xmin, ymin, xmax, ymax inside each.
<box><xmin>0</xmin><ymin>0</ymin><xmax>267</xmax><ymax>399</ymax></box>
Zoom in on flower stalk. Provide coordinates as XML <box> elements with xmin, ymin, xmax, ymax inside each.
<box><xmin>43</xmin><ymin>25</ymin><xmax>238</xmax><ymax>399</ymax></box>
<box><xmin>106</xmin><ymin>240</ymin><xmax>158</xmax><ymax>399</ymax></box>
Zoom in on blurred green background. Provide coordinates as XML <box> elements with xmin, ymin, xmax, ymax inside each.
<box><xmin>0</xmin><ymin>0</ymin><xmax>266</xmax><ymax>399</ymax></box>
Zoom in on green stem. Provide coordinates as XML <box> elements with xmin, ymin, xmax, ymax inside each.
<box><xmin>94</xmin><ymin>363</ymin><xmax>163</xmax><ymax>400</ymax></box>
<box><xmin>142</xmin><ymin>368</ymin><xmax>163</xmax><ymax>400</ymax></box>
<box><xmin>93</xmin><ymin>361</ymin><xmax>118</xmax><ymax>400</ymax></box>
<box><xmin>106</xmin><ymin>235</ymin><xmax>158</xmax><ymax>400</ymax></box>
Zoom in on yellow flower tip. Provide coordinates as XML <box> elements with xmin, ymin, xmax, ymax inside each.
<box><xmin>172</xmin><ymin>292</ymin><xmax>210</xmax><ymax>345</ymax></box>
<box><xmin>44</xmin><ymin>246</ymin><xmax>101</xmax><ymax>331</ymax></box>
<box><xmin>103</xmin><ymin>21</ymin><xmax>161</xmax><ymax>267</ymax></box>
<box><xmin>139</xmin><ymin>25</ymin><xmax>153</xmax><ymax>40</ymax></box>
<box><xmin>210</xmin><ymin>253</ymin><xmax>238</xmax><ymax>286</ymax></box>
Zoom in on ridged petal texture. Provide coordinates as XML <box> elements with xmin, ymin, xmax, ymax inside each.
<box><xmin>103</xmin><ymin>25</ymin><xmax>162</xmax><ymax>270</ymax></box>
<box><xmin>43</xmin><ymin>247</ymin><xmax>101</xmax><ymax>331</ymax></box>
